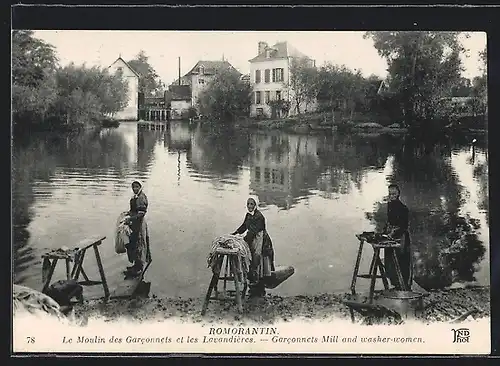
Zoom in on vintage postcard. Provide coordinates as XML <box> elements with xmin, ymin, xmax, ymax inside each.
<box><xmin>11</xmin><ymin>29</ymin><xmax>490</xmax><ymax>355</ymax></box>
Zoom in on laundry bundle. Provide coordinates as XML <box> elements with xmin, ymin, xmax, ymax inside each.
<box><xmin>115</xmin><ymin>211</ymin><xmax>132</xmax><ymax>254</ymax></box>
<box><xmin>207</xmin><ymin>234</ymin><xmax>251</xmax><ymax>276</ymax></box>
<box><xmin>13</xmin><ymin>284</ymin><xmax>65</xmax><ymax>320</ymax></box>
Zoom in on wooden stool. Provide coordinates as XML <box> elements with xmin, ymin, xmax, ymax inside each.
<box><xmin>201</xmin><ymin>248</ymin><xmax>247</xmax><ymax>315</ymax></box>
<box><xmin>347</xmin><ymin>235</ymin><xmax>407</xmax><ymax>322</ymax></box>
<box><xmin>41</xmin><ymin>236</ymin><xmax>109</xmax><ymax>301</ymax></box>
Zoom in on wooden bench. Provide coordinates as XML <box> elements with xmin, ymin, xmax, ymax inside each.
<box><xmin>41</xmin><ymin>236</ymin><xmax>109</xmax><ymax>300</ymax></box>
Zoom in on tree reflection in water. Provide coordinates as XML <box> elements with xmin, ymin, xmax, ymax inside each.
<box><xmin>316</xmin><ymin>133</ymin><xmax>398</xmax><ymax>197</ymax></box>
<box><xmin>12</xmin><ymin>128</ymin><xmax>136</xmax><ymax>284</ymax></box>
<box><xmin>366</xmin><ymin>136</ymin><xmax>486</xmax><ymax>290</ymax></box>
<box><xmin>186</xmin><ymin>123</ymin><xmax>251</xmax><ymax>177</ymax></box>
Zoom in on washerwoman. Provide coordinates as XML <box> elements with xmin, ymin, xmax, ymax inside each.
<box><xmin>124</xmin><ymin>180</ymin><xmax>151</xmax><ymax>278</ymax></box>
<box><xmin>232</xmin><ymin>196</ymin><xmax>275</xmax><ymax>298</ymax></box>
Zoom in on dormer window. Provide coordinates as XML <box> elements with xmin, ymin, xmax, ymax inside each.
<box><xmin>199</xmin><ymin>65</ymin><xmax>205</xmax><ymax>74</ymax></box>
<box><xmin>265</xmin><ymin>49</ymin><xmax>270</xmax><ymax>58</ymax></box>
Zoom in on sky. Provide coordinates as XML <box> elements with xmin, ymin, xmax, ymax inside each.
<box><xmin>32</xmin><ymin>30</ymin><xmax>487</xmax><ymax>86</ymax></box>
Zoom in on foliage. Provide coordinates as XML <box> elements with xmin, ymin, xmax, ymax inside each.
<box><xmin>49</xmin><ymin>63</ymin><xmax>129</xmax><ymax>126</ymax></box>
<box><xmin>470</xmin><ymin>45</ymin><xmax>487</xmax><ymax>115</ymax></box>
<box><xmin>451</xmin><ymin>77</ymin><xmax>473</xmax><ymax>97</ymax></box>
<box><xmin>127</xmin><ymin>50</ymin><xmax>163</xmax><ymax>97</ymax></box>
<box><xmin>289</xmin><ymin>57</ymin><xmax>320</xmax><ymax>114</ymax></box>
<box><xmin>12</xmin><ymin>31</ymin><xmax>129</xmax><ymax>132</ymax></box>
<box><xmin>12</xmin><ymin>30</ymin><xmax>59</xmax><ymax>123</ymax></box>
<box><xmin>268</xmin><ymin>99</ymin><xmax>290</xmax><ymax>119</ymax></box>
<box><xmin>364</xmin><ymin>31</ymin><xmax>465</xmax><ymax>126</ymax></box>
<box><xmin>316</xmin><ymin>63</ymin><xmax>370</xmax><ymax>119</ymax></box>
<box><xmin>197</xmin><ymin>67</ymin><xmax>252</xmax><ymax>121</ymax></box>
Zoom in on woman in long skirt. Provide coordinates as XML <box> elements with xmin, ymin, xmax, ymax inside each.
<box><xmin>232</xmin><ymin>196</ymin><xmax>275</xmax><ymax>297</ymax></box>
<box><xmin>124</xmin><ymin>180</ymin><xmax>152</xmax><ymax>278</ymax></box>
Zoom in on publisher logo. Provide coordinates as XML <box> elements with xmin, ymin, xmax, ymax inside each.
<box><xmin>451</xmin><ymin>328</ymin><xmax>470</xmax><ymax>343</ymax></box>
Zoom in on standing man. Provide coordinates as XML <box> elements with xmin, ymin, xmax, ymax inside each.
<box><xmin>383</xmin><ymin>183</ymin><xmax>412</xmax><ymax>290</ymax></box>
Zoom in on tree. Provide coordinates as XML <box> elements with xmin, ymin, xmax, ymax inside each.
<box><xmin>289</xmin><ymin>56</ymin><xmax>319</xmax><ymax>115</ymax></box>
<box><xmin>12</xmin><ymin>31</ymin><xmax>129</xmax><ymax>131</ymax></box>
<box><xmin>451</xmin><ymin>77</ymin><xmax>473</xmax><ymax>97</ymax></box>
<box><xmin>127</xmin><ymin>50</ymin><xmax>162</xmax><ymax>97</ymax></box>
<box><xmin>51</xmin><ymin>63</ymin><xmax>129</xmax><ymax>126</ymax></box>
<box><xmin>197</xmin><ymin>68</ymin><xmax>252</xmax><ymax>121</ymax></box>
<box><xmin>471</xmin><ymin>46</ymin><xmax>487</xmax><ymax>116</ymax></box>
<box><xmin>364</xmin><ymin>31</ymin><xmax>465</xmax><ymax>126</ymax></box>
<box><xmin>12</xmin><ymin>30</ymin><xmax>59</xmax><ymax>87</ymax></box>
<box><xmin>316</xmin><ymin>63</ymin><xmax>366</xmax><ymax>121</ymax></box>
<box><xmin>12</xmin><ymin>30</ymin><xmax>59</xmax><ymax>124</ymax></box>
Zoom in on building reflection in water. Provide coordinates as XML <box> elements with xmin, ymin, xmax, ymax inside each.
<box><xmin>248</xmin><ymin>132</ymin><xmax>321</xmax><ymax>210</ymax></box>
<box><xmin>247</xmin><ymin>132</ymin><xmax>397</xmax><ymax>210</ymax></box>
<box><xmin>164</xmin><ymin>121</ymin><xmax>192</xmax><ymax>153</ymax></box>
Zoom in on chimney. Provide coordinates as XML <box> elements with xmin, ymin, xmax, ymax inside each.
<box><xmin>258</xmin><ymin>41</ymin><xmax>268</xmax><ymax>55</ymax></box>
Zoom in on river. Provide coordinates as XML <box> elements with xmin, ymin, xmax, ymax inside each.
<box><xmin>12</xmin><ymin>121</ymin><xmax>490</xmax><ymax>299</ymax></box>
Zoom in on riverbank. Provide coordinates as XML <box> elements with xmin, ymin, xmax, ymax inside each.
<box><xmin>236</xmin><ymin>112</ymin><xmax>408</xmax><ymax>136</ymax></box>
<box><xmin>72</xmin><ymin>285</ymin><xmax>489</xmax><ymax>325</ymax></box>
<box><xmin>234</xmin><ymin>111</ymin><xmax>487</xmax><ymax>137</ymax></box>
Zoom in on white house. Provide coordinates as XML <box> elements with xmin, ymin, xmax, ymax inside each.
<box><xmin>249</xmin><ymin>41</ymin><xmax>317</xmax><ymax>118</ymax></box>
<box><xmin>108</xmin><ymin>56</ymin><xmax>140</xmax><ymax>121</ymax></box>
<box><xmin>172</xmin><ymin>60</ymin><xmax>240</xmax><ymax>110</ymax></box>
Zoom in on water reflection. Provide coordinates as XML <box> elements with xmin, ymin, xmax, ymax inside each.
<box><xmin>249</xmin><ymin>132</ymin><xmax>322</xmax><ymax>209</ymax></box>
<box><xmin>12</xmin><ymin>127</ymin><xmax>151</xmax><ymax>288</ymax></box>
<box><xmin>187</xmin><ymin>124</ymin><xmax>251</xmax><ymax>179</ymax></box>
<box><xmin>12</xmin><ymin>122</ymin><xmax>489</xmax><ymax>297</ymax></box>
<box><xmin>315</xmin><ymin>134</ymin><xmax>398</xmax><ymax>198</ymax></box>
<box><xmin>366</xmin><ymin>136</ymin><xmax>487</xmax><ymax>290</ymax></box>
<box><xmin>12</xmin><ymin>146</ymin><xmax>37</xmax><ymax>284</ymax></box>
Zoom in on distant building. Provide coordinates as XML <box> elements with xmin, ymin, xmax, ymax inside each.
<box><xmin>240</xmin><ymin>74</ymin><xmax>251</xmax><ymax>84</ymax></box>
<box><xmin>108</xmin><ymin>56</ymin><xmax>140</xmax><ymax>121</ymax></box>
<box><xmin>168</xmin><ymin>85</ymin><xmax>192</xmax><ymax>120</ymax></box>
<box><xmin>171</xmin><ymin>60</ymin><xmax>240</xmax><ymax>110</ymax></box>
<box><xmin>249</xmin><ymin>41</ymin><xmax>317</xmax><ymax>118</ymax></box>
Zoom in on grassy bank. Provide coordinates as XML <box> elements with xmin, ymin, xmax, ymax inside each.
<box><xmin>235</xmin><ymin>111</ymin><xmax>487</xmax><ymax>137</ymax></box>
<box><xmin>72</xmin><ymin>286</ymin><xmax>490</xmax><ymax>326</ymax></box>
<box><xmin>236</xmin><ymin>111</ymin><xmax>408</xmax><ymax>136</ymax></box>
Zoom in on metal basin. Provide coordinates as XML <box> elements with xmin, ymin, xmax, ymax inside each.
<box><xmin>379</xmin><ymin>290</ymin><xmax>425</xmax><ymax>319</ymax></box>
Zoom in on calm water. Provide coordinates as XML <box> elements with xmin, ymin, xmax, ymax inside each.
<box><xmin>12</xmin><ymin>122</ymin><xmax>490</xmax><ymax>298</ymax></box>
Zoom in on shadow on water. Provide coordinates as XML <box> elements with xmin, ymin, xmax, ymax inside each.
<box><xmin>365</xmin><ymin>135</ymin><xmax>487</xmax><ymax>290</ymax></box>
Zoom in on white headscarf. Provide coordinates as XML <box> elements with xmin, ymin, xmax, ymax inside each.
<box><xmin>247</xmin><ymin>195</ymin><xmax>259</xmax><ymax>215</ymax></box>
<box><xmin>131</xmin><ymin>180</ymin><xmax>143</xmax><ymax>199</ymax></box>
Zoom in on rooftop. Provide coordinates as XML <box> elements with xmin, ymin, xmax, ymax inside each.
<box><xmin>168</xmin><ymin>85</ymin><xmax>191</xmax><ymax>101</ymax></box>
<box><xmin>249</xmin><ymin>41</ymin><xmax>310</xmax><ymax>63</ymax></box>
<box><xmin>109</xmin><ymin>56</ymin><xmax>141</xmax><ymax>78</ymax></box>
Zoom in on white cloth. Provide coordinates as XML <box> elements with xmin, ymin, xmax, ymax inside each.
<box><xmin>115</xmin><ymin>211</ymin><xmax>132</xmax><ymax>254</ymax></box>
<box><xmin>207</xmin><ymin>234</ymin><xmax>251</xmax><ymax>276</ymax></box>
<box><xmin>131</xmin><ymin>179</ymin><xmax>144</xmax><ymax>199</ymax></box>
<box><xmin>13</xmin><ymin>285</ymin><xmax>64</xmax><ymax>319</ymax></box>
<box><xmin>247</xmin><ymin>195</ymin><xmax>260</xmax><ymax>215</ymax></box>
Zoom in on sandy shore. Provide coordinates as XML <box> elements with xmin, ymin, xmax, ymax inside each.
<box><xmin>73</xmin><ymin>286</ymin><xmax>490</xmax><ymax>326</ymax></box>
